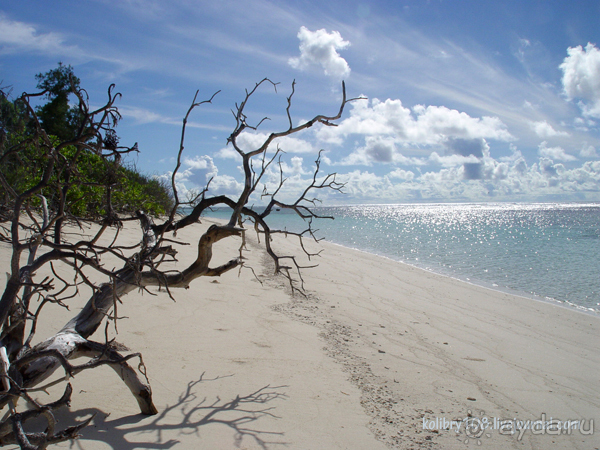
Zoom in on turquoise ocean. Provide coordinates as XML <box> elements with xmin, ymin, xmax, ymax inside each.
<box><xmin>202</xmin><ymin>203</ymin><xmax>600</xmax><ymax>315</ymax></box>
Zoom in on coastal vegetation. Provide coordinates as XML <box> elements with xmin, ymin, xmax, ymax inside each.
<box><xmin>0</xmin><ymin>67</ymin><xmax>355</xmax><ymax>448</ymax></box>
<box><xmin>1</xmin><ymin>64</ymin><xmax>173</xmax><ymax>218</ymax></box>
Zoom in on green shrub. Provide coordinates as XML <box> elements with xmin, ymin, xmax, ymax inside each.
<box><xmin>1</xmin><ymin>71</ymin><xmax>173</xmax><ymax>219</ymax></box>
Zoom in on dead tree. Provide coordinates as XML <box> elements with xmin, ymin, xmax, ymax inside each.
<box><xmin>0</xmin><ymin>78</ymin><xmax>359</xmax><ymax>448</ymax></box>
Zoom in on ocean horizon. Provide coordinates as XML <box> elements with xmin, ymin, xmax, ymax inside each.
<box><xmin>200</xmin><ymin>202</ymin><xmax>600</xmax><ymax>315</ymax></box>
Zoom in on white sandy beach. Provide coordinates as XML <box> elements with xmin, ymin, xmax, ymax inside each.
<box><xmin>3</xmin><ymin>217</ymin><xmax>599</xmax><ymax>449</ymax></box>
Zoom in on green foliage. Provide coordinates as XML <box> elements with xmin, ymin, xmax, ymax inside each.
<box><xmin>1</xmin><ymin>66</ymin><xmax>174</xmax><ymax>218</ymax></box>
<box><xmin>116</xmin><ymin>166</ymin><xmax>174</xmax><ymax>217</ymax></box>
<box><xmin>0</xmin><ymin>89</ymin><xmax>26</xmax><ymax>143</ymax></box>
<box><xmin>1</xmin><ymin>133</ymin><xmax>172</xmax><ymax>217</ymax></box>
<box><xmin>35</xmin><ymin>62</ymin><xmax>83</xmax><ymax>141</ymax></box>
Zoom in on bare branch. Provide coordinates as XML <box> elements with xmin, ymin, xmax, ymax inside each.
<box><xmin>168</xmin><ymin>89</ymin><xmax>220</xmax><ymax>224</ymax></box>
<box><xmin>0</xmin><ymin>77</ymin><xmax>360</xmax><ymax>448</ymax></box>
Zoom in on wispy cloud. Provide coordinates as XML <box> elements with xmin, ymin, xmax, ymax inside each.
<box><xmin>0</xmin><ymin>13</ymin><xmax>81</xmax><ymax>56</ymax></box>
<box><xmin>0</xmin><ymin>12</ymin><xmax>146</xmax><ymax>81</ymax></box>
<box><xmin>119</xmin><ymin>105</ymin><xmax>230</xmax><ymax>131</ymax></box>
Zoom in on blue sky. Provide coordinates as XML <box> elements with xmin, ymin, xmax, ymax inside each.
<box><xmin>1</xmin><ymin>0</ymin><xmax>600</xmax><ymax>204</ymax></box>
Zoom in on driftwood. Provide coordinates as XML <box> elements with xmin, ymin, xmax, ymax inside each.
<box><xmin>0</xmin><ymin>78</ymin><xmax>360</xmax><ymax>448</ymax></box>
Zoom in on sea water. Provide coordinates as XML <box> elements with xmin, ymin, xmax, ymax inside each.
<box><xmin>202</xmin><ymin>203</ymin><xmax>600</xmax><ymax>314</ymax></box>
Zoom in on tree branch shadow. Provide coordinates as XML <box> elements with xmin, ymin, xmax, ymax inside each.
<box><xmin>54</xmin><ymin>373</ymin><xmax>289</xmax><ymax>449</ymax></box>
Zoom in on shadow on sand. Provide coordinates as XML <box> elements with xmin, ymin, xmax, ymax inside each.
<box><xmin>53</xmin><ymin>373</ymin><xmax>289</xmax><ymax>449</ymax></box>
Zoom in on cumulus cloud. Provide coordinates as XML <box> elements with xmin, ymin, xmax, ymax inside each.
<box><xmin>339</xmin><ymin>136</ymin><xmax>427</xmax><ymax>166</ymax></box>
<box><xmin>463</xmin><ymin>163</ymin><xmax>483</xmax><ymax>180</ymax></box>
<box><xmin>428</xmin><ymin>152</ymin><xmax>480</xmax><ymax>167</ymax></box>
<box><xmin>173</xmin><ymin>150</ymin><xmax>600</xmax><ymax>205</ymax></box>
<box><xmin>179</xmin><ymin>155</ymin><xmax>218</xmax><ymax>188</ymax></box>
<box><xmin>388</xmin><ymin>168</ymin><xmax>415</xmax><ymax>181</ymax></box>
<box><xmin>529</xmin><ymin>120</ymin><xmax>570</xmax><ymax>138</ymax></box>
<box><xmin>173</xmin><ymin>142</ymin><xmax>320</xmax><ymax>203</ymax></box>
<box><xmin>247</xmin><ymin>155</ymin><xmax>343</xmax><ymax>203</ymax></box>
<box><xmin>336</xmin><ymin>155</ymin><xmax>600</xmax><ymax>203</ymax></box>
<box><xmin>278</xmin><ymin>156</ymin><xmax>307</xmax><ymax>175</ymax></box>
<box><xmin>318</xmin><ymin>98</ymin><xmax>513</xmax><ymax>146</ymax></box>
<box><xmin>330</xmin><ymin>133</ymin><xmax>600</xmax><ymax>202</ymax></box>
<box><xmin>443</xmin><ymin>138</ymin><xmax>492</xmax><ymax>180</ymax></box>
<box><xmin>538</xmin><ymin>141</ymin><xmax>577</xmax><ymax>161</ymax></box>
<box><xmin>325</xmin><ymin>98</ymin><xmax>511</xmax><ymax>166</ymax></box>
<box><xmin>184</xmin><ymin>155</ymin><xmax>216</xmax><ymax>172</ymax></box>
<box><xmin>560</xmin><ymin>43</ymin><xmax>600</xmax><ymax>118</ymax></box>
<box><xmin>160</xmin><ymin>155</ymin><xmax>244</xmax><ymax>199</ymax></box>
<box><xmin>412</xmin><ymin>105</ymin><xmax>513</xmax><ymax>141</ymax></box>
<box><xmin>361</xmin><ymin>137</ymin><xmax>395</xmax><ymax>163</ymax></box>
<box><xmin>288</xmin><ymin>26</ymin><xmax>351</xmax><ymax>79</ymax></box>
<box><xmin>445</xmin><ymin>138</ymin><xmax>488</xmax><ymax>157</ymax></box>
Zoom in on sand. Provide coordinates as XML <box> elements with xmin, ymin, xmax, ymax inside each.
<box><xmin>2</xmin><ymin>217</ymin><xmax>598</xmax><ymax>449</ymax></box>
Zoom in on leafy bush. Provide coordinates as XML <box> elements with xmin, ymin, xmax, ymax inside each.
<box><xmin>0</xmin><ymin>67</ymin><xmax>173</xmax><ymax>219</ymax></box>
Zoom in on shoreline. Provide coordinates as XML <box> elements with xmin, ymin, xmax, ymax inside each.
<box><xmin>268</xmin><ymin>230</ymin><xmax>600</xmax><ymax>449</ymax></box>
<box><xmin>322</xmin><ymin>239</ymin><xmax>600</xmax><ymax>318</ymax></box>
<box><xmin>3</xmin><ymin>217</ymin><xmax>598</xmax><ymax>449</ymax></box>
<box><xmin>202</xmin><ymin>202</ymin><xmax>600</xmax><ymax>316</ymax></box>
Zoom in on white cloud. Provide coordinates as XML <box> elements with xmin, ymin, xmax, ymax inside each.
<box><xmin>514</xmin><ymin>37</ymin><xmax>533</xmax><ymax>64</ymax></box>
<box><xmin>215</xmin><ymin>146</ymin><xmax>239</xmax><ymax>159</ymax></box>
<box><xmin>168</xmin><ymin>144</ymin><xmax>600</xmax><ymax>204</ymax></box>
<box><xmin>320</xmin><ymin>98</ymin><xmax>512</xmax><ymax>166</ymax></box>
<box><xmin>119</xmin><ymin>106</ymin><xmax>231</xmax><ymax>131</ymax></box>
<box><xmin>339</xmin><ymin>136</ymin><xmax>427</xmax><ymax>166</ymax></box>
<box><xmin>560</xmin><ymin>43</ymin><xmax>600</xmax><ymax>118</ymax></box>
<box><xmin>0</xmin><ymin>13</ymin><xmax>79</xmax><ymax>56</ymax></box>
<box><xmin>428</xmin><ymin>152</ymin><xmax>480</xmax><ymax>167</ymax></box>
<box><xmin>340</xmin><ymin>170</ymin><xmax>388</xmax><ymax>198</ymax></box>
<box><xmin>412</xmin><ymin>105</ymin><xmax>512</xmax><ymax>141</ymax></box>
<box><xmin>209</xmin><ymin>174</ymin><xmax>244</xmax><ymax>197</ymax></box>
<box><xmin>388</xmin><ymin>168</ymin><xmax>415</xmax><ymax>181</ymax></box>
<box><xmin>335</xmin><ymin>156</ymin><xmax>600</xmax><ymax>202</ymax></box>
<box><xmin>530</xmin><ymin>120</ymin><xmax>569</xmax><ymax>138</ymax></box>
<box><xmin>119</xmin><ymin>106</ymin><xmax>165</xmax><ymax>125</ymax></box>
<box><xmin>288</xmin><ymin>156</ymin><xmax>306</xmax><ymax>175</ymax></box>
<box><xmin>353</xmin><ymin>137</ymin><xmax>395</xmax><ymax>164</ymax></box>
<box><xmin>288</xmin><ymin>26</ymin><xmax>351</xmax><ymax>79</ymax></box>
<box><xmin>0</xmin><ymin>13</ymin><xmax>145</xmax><ymax>75</ymax></box>
<box><xmin>184</xmin><ymin>155</ymin><xmax>216</xmax><ymax>172</ymax></box>
<box><xmin>573</xmin><ymin>116</ymin><xmax>598</xmax><ymax>131</ymax></box>
<box><xmin>271</xmin><ymin>156</ymin><xmax>308</xmax><ymax>176</ymax></box>
<box><xmin>538</xmin><ymin>141</ymin><xmax>577</xmax><ymax>162</ymax></box>
<box><xmin>275</xmin><ymin>136</ymin><xmax>316</xmax><ymax>154</ymax></box>
<box><xmin>249</xmin><ymin>155</ymin><xmax>345</xmax><ymax>203</ymax></box>
<box><xmin>181</xmin><ymin>155</ymin><xmax>218</xmax><ymax>186</ymax></box>
<box><xmin>445</xmin><ymin>137</ymin><xmax>489</xmax><ymax>157</ymax></box>
<box><xmin>161</xmin><ymin>155</ymin><xmax>244</xmax><ymax>199</ymax></box>
<box><xmin>318</xmin><ymin>98</ymin><xmax>513</xmax><ymax>146</ymax></box>
<box><xmin>320</xmin><ymin>153</ymin><xmax>333</xmax><ymax>165</ymax></box>
<box><xmin>580</xmin><ymin>144</ymin><xmax>598</xmax><ymax>158</ymax></box>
